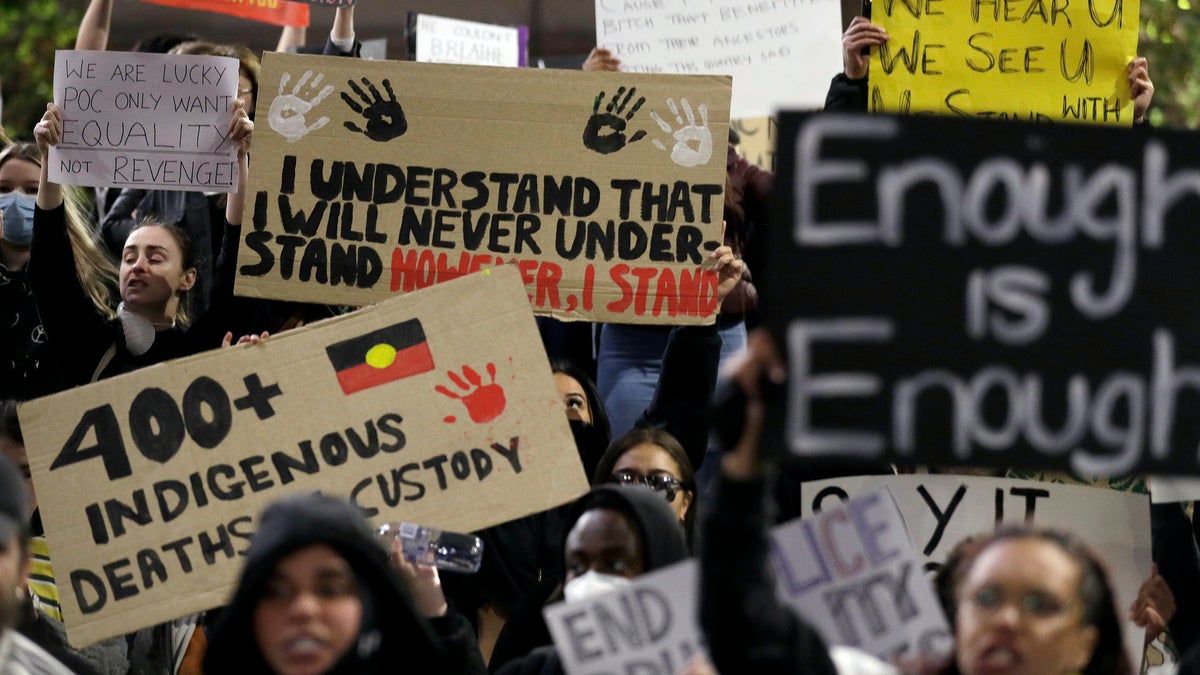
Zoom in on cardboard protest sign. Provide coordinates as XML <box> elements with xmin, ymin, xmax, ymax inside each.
<box><xmin>136</xmin><ymin>0</ymin><xmax>309</xmax><ymax>27</ymax></box>
<box><xmin>241</xmin><ymin>52</ymin><xmax>731</xmax><ymax>324</ymax></box>
<box><xmin>869</xmin><ymin>0</ymin><xmax>1139</xmax><ymax>124</ymax></box>
<box><xmin>769</xmin><ymin>112</ymin><xmax>1200</xmax><ymax>476</ymax></box>
<box><xmin>20</xmin><ymin>265</ymin><xmax>588</xmax><ymax>647</ymax></box>
<box><xmin>772</xmin><ymin>487</ymin><xmax>950</xmax><ymax>659</ymax></box>
<box><xmin>801</xmin><ymin>474</ymin><xmax>1150</xmax><ymax>671</ymax></box>
<box><xmin>545</xmin><ymin>560</ymin><xmax>706</xmax><ymax>675</ymax></box>
<box><xmin>413</xmin><ymin>13</ymin><xmax>525</xmax><ymax>68</ymax></box>
<box><xmin>595</xmin><ymin>0</ymin><xmax>841</xmax><ymax>118</ymax></box>
<box><xmin>49</xmin><ymin>51</ymin><xmax>240</xmax><ymax>192</ymax></box>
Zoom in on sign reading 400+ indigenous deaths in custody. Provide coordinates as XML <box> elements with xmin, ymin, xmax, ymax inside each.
<box><xmin>768</xmin><ymin>112</ymin><xmax>1200</xmax><ymax>478</ymax></box>
<box><xmin>238</xmin><ymin>52</ymin><xmax>732</xmax><ymax>325</ymax></box>
<box><xmin>19</xmin><ymin>266</ymin><xmax>589</xmax><ymax>647</ymax></box>
<box><xmin>50</xmin><ymin>50</ymin><xmax>241</xmax><ymax>192</ymax></box>
<box><xmin>869</xmin><ymin>0</ymin><xmax>1139</xmax><ymax>124</ymax></box>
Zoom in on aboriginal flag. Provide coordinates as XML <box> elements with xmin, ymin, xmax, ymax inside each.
<box><xmin>326</xmin><ymin>319</ymin><xmax>435</xmax><ymax>395</ymax></box>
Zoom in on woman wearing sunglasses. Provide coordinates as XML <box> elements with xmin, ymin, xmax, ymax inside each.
<box><xmin>592</xmin><ymin>428</ymin><xmax>698</xmax><ymax>545</ymax></box>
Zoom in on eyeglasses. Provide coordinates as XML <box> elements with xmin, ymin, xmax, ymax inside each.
<box><xmin>964</xmin><ymin>585</ymin><xmax>1075</xmax><ymax>619</ymax></box>
<box><xmin>609</xmin><ymin>471</ymin><xmax>686</xmax><ymax>501</ymax></box>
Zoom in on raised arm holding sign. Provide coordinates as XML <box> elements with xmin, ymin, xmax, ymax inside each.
<box><xmin>30</xmin><ymin>97</ymin><xmax>253</xmax><ymax>388</ymax></box>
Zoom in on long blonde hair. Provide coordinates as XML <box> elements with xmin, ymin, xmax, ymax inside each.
<box><xmin>1</xmin><ymin>143</ymin><xmax>118</xmax><ymax>319</ymax></box>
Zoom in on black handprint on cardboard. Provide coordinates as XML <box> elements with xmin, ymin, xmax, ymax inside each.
<box><xmin>341</xmin><ymin>77</ymin><xmax>408</xmax><ymax>142</ymax></box>
<box><xmin>582</xmin><ymin>86</ymin><xmax>647</xmax><ymax>154</ymax></box>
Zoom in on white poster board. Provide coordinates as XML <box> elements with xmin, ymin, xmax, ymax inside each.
<box><xmin>801</xmin><ymin>474</ymin><xmax>1151</xmax><ymax>672</ymax></box>
<box><xmin>414</xmin><ymin>14</ymin><xmax>523</xmax><ymax>68</ymax></box>
<box><xmin>50</xmin><ymin>50</ymin><xmax>239</xmax><ymax>192</ymax></box>
<box><xmin>772</xmin><ymin>487</ymin><xmax>951</xmax><ymax>659</ymax></box>
<box><xmin>595</xmin><ymin>0</ymin><xmax>843</xmax><ymax>118</ymax></box>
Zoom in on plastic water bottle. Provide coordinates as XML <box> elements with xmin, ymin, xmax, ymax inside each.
<box><xmin>375</xmin><ymin>522</ymin><xmax>484</xmax><ymax>573</ymax></box>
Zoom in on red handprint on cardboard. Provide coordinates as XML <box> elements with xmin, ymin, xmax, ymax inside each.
<box><xmin>437</xmin><ymin>362</ymin><xmax>506</xmax><ymax>424</ymax></box>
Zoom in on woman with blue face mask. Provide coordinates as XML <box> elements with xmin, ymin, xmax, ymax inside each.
<box><xmin>0</xmin><ymin>142</ymin><xmax>114</xmax><ymax>399</ymax></box>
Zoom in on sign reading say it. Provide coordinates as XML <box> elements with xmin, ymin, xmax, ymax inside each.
<box><xmin>21</xmin><ymin>265</ymin><xmax>586</xmax><ymax>647</ymax></box>
<box><xmin>240</xmin><ymin>52</ymin><xmax>731</xmax><ymax>325</ymax></box>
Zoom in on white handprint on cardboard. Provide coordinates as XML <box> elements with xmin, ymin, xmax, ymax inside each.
<box><xmin>268</xmin><ymin>70</ymin><xmax>336</xmax><ymax>143</ymax></box>
<box><xmin>651</xmin><ymin>98</ymin><xmax>713</xmax><ymax>168</ymax></box>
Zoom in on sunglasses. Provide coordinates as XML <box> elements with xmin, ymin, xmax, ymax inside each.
<box><xmin>609</xmin><ymin>471</ymin><xmax>686</xmax><ymax>501</ymax></box>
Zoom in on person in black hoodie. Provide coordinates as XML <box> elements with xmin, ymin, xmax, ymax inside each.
<box><xmin>204</xmin><ymin>493</ymin><xmax>485</xmax><ymax>675</ymax></box>
<box><xmin>491</xmin><ymin>484</ymin><xmax>690</xmax><ymax>675</ymax></box>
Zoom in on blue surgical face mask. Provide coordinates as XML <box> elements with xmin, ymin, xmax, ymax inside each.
<box><xmin>0</xmin><ymin>192</ymin><xmax>36</xmax><ymax>246</ymax></box>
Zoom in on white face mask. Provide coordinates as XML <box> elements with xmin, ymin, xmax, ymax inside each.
<box><xmin>563</xmin><ymin>571</ymin><xmax>631</xmax><ymax>603</ymax></box>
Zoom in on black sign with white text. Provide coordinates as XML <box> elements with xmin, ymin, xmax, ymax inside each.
<box><xmin>769</xmin><ymin>112</ymin><xmax>1200</xmax><ymax>476</ymax></box>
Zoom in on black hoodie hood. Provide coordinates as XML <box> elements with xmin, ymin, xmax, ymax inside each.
<box><xmin>562</xmin><ymin>484</ymin><xmax>688</xmax><ymax>572</ymax></box>
<box><xmin>203</xmin><ymin>493</ymin><xmax>446</xmax><ymax>675</ymax></box>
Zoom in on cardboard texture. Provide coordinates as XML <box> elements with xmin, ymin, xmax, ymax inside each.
<box><xmin>20</xmin><ymin>265</ymin><xmax>588</xmax><ymax>647</ymax></box>
<box><xmin>869</xmin><ymin>0</ymin><xmax>1139</xmax><ymax>124</ymax></box>
<box><xmin>49</xmin><ymin>51</ymin><xmax>240</xmax><ymax>192</ymax></box>
<box><xmin>414</xmin><ymin>13</ymin><xmax>523</xmax><ymax>68</ymax></box>
<box><xmin>772</xmin><ymin>487</ymin><xmax>950</xmax><ymax>659</ymax></box>
<box><xmin>136</xmin><ymin>0</ymin><xmax>310</xmax><ymax>27</ymax></box>
<box><xmin>545</xmin><ymin>560</ymin><xmax>705</xmax><ymax>675</ymax></box>
<box><xmin>595</xmin><ymin>0</ymin><xmax>842</xmax><ymax>118</ymax></box>
<box><xmin>769</xmin><ymin>112</ymin><xmax>1200</xmax><ymax>476</ymax></box>
<box><xmin>800</xmin><ymin>474</ymin><xmax>1151</xmax><ymax>672</ymax></box>
<box><xmin>241</xmin><ymin>52</ymin><xmax>731</xmax><ymax>325</ymax></box>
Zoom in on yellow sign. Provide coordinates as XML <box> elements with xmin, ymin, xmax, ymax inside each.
<box><xmin>870</xmin><ymin>0</ymin><xmax>1140</xmax><ymax>125</ymax></box>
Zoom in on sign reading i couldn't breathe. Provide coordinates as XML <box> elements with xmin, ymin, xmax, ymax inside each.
<box><xmin>20</xmin><ymin>265</ymin><xmax>587</xmax><ymax>647</ymax></box>
<box><xmin>239</xmin><ymin>52</ymin><xmax>732</xmax><ymax>324</ymax></box>
<box><xmin>50</xmin><ymin>50</ymin><xmax>240</xmax><ymax>192</ymax></box>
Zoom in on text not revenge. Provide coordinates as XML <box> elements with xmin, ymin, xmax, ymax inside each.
<box><xmin>787</xmin><ymin>115</ymin><xmax>1200</xmax><ymax>475</ymax></box>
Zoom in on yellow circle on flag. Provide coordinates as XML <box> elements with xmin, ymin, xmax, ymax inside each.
<box><xmin>365</xmin><ymin>344</ymin><xmax>397</xmax><ymax>369</ymax></box>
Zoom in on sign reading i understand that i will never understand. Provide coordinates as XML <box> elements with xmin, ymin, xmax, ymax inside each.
<box><xmin>769</xmin><ymin>112</ymin><xmax>1200</xmax><ymax>477</ymax></box>
<box><xmin>239</xmin><ymin>52</ymin><xmax>732</xmax><ymax>324</ymax></box>
<box><xmin>20</xmin><ymin>265</ymin><xmax>588</xmax><ymax>647</ymax></box>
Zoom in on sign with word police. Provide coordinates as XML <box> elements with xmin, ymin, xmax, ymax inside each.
<box><xmin>869</xmin><ymin>0</ymin><xmax>1139</xmax><ymax>123</ymax></box>
<box><xmin>772</xmin><ymin>487</ymin><xmax>950</xmax><ymax>659</ymax></box>
<box><xmin>595</xmin><ymin>0</ymin><xmax>842</xmax><ymax>118</ymax></box>
<box><xmin>50</xmin><ymin>50</ymin><xmax>240</xmax><ymax>192</ymax></box>
<box><xmin>20</xmin><ymin>265</ymin><xmax>587</xmax><ymax>647</ymax></box>
<box><xmin>769</xmin><ymin>112</ymin><xmax>1200</xmax><ymax>476</ymax></box>
<box><xmin>801</xmin><ymin>474</ymin><xmax>1150</xmax><ymax>672</ymax></box>
<box><xmin>241</xmin><ymin>51</ymin><xmax>731</xmax><ymax>324</ymax></box>
<box><xmin>545</xmin><ymin>560</ymin><xmax>706</xmax><ymax>675</ymax></box>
